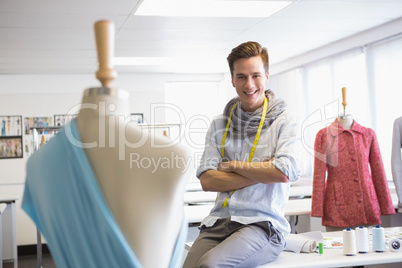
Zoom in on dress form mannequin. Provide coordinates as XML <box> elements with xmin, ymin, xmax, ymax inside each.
<box><xmin>338</xmin><ymin>87</ymin><xmax>353</xmax><ymax>130</ymax></box>
<box><xmin>312</xmin><ymin>87</ymin><xmax>395</xmax><ymax>231</ymax></box>
<box><xmin>338</xmin><ymin>114</ymin><xmax>353</xmax><ymax>130</ymax></box>
<box><xmin>76</xmin><ymin>21</ymin><xmax>192</xmax><ymax>268</ymax></box>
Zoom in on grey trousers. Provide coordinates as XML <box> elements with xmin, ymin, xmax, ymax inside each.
<box><xmin>183</xmin><ymin>218</ymin><xmax>284</xmax><ymax>268</ymax></box>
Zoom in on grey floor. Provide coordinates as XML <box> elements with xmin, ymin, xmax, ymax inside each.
<box><xmin>3</xmin><ymin>253</ymin><xmax>56</xmax><ymax>268</ymax></box>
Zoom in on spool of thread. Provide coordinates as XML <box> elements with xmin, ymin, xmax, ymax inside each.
<box><xmin>355</xmin><ymin>226</ymin><xmax>369</xmax><ymax>253</ymax></box>
<box><xmin>372</xmin><ymin>225</ymin><xmax>386</xmax><ymax>252</ymax></box>
<box><xmin>319</xmin><ymin>242</ymin><xmax>324</xmax><ymax>254</ymax></box>
<box><xmin>343</xmin><ymin>228</ymin><xmax>357</xmax><ymax>256</ymax></box>
<box><xmin>389</xmin><ymin>238</ymin><xmax>401</xmax><ymax>252</ymax></box>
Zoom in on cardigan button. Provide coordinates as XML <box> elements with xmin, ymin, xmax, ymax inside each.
<box><xmin>349</xmin><ymin>150</ymin><xmax>355</xmax><ymax>154</ymax></box>
<box><xmin>352</xmin><ymin>170</ymin><xmax>358</xmax><ymax>176</ymax></box>
<box><xmin>351</xmin><ymin>157</ymin><xmax>356</xmax><ymax>161</ymax></box>
<box><xmin>354</xmin><ymin>178</ymin><xmax>359</xmax><ymax>182</ymax></box>
<box><xmin>357</xmin><ymin>199</ymin><xmax>362</xmax><ymax>203</ymax></box>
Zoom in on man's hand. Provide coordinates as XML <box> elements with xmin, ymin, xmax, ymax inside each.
<box><xmin>218</xmin><ymin>160</ymin><xmax>235</xmax><ymax>172</ymax></box>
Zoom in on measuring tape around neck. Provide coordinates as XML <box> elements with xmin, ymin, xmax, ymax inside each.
<box><xmin>221</xmin><ymin>96</ymin><xmax>268</xmax><ymax>207</ymax></box>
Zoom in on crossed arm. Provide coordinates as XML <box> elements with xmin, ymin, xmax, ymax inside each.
<box><xmin>200</xmin><ymin>159</ymin><xmax>288</xmax><ymax>192</ymax></box>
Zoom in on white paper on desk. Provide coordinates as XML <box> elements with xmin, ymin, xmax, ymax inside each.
<box><xmin>284</xmin><ymin>231</ymin><xmax>323</xmax><ymax>253</ymax></box>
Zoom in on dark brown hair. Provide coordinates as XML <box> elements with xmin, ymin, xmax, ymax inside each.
<box><xmin>226</xmin><ymin>41</ymin><xmax>269</xmax><ymax>75</ymax></box>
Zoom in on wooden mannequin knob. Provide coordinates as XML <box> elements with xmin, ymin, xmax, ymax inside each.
<box><xmin>94</xmin><ymin>20</ymin><xmax>117</xmax><ymax>88</ymax></box>
<box><xmin>341</xmin><ymin>87</ymin><xmax>347</xmax><ymax>108</ymax></box>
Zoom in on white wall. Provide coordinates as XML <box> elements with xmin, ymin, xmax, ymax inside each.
<box><xmin>0</xmin><ymin>72</ymin><xmax>224</xmax><ymax>245</ymax></box>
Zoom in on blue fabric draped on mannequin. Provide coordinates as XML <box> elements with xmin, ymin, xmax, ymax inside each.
<box><xmin>22</xmin><ymin>120</ymin><xmax>187</xmax><ymax>268</ymax></box>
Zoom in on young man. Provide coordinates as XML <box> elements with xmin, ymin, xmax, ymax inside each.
<box><xmin>183</xmin><ymin>41</ymin><xmax>301</xmax><ymax>268</ymax></box>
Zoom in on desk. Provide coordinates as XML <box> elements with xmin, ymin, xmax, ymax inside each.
<box><xmin>184</xmin><ymin>198</ymin><xmax>312</xmax><ymax>233</ymax></box>
<box><xmin>0</xmin><ymin>203</ymin><xmax>6</xmax><ymax>268</ymax></box>
<box><xmin>185</xmin><ymin>191</ymin><xmax>399</xmax><ymax>231</ymax></box>
<box><xmin>184</xmin><ymin>191</ymin><xmax>216</xmax><ymax>204</ymax></box>
<box><xmin>286</xmin><ymin>198</ymin><xmax>312</xmax><ymax>233</ymax></box>
<box><xmin>259</xmin><ymin>227</ymin><xmax>402</xmax><ymax>268</ymax></box>
<box><xmin>0</xmin><ymin>195</ymin><xmax>18</xmax><ymax>268</ymax></box>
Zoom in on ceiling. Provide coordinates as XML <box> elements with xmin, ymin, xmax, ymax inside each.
<box><xmin>1</xmin><ymin>0</ymin><xmax>402</xmax><ymax>75</ymax></box>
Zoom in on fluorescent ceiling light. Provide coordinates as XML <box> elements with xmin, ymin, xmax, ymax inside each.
<box><xmin>135</xmin><ymin>0</ymin><xmax>293</xmax><ymax>18</ymax></box>
<box><xmin>113</xmin><ymin>56</ymin><xmax>228</xmax><ymax>73</ymax></box>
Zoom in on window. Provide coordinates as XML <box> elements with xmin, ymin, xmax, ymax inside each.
<box><xmin>366</xmin><ymin>36</ymin><xmax>402</xmax><ymax>179</ymax></box>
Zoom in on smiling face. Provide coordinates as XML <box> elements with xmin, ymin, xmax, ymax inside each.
<box><xmin>231</xmin><ymin>56</ymin><xmax>269</xmax><ymax>112</ymax></box>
